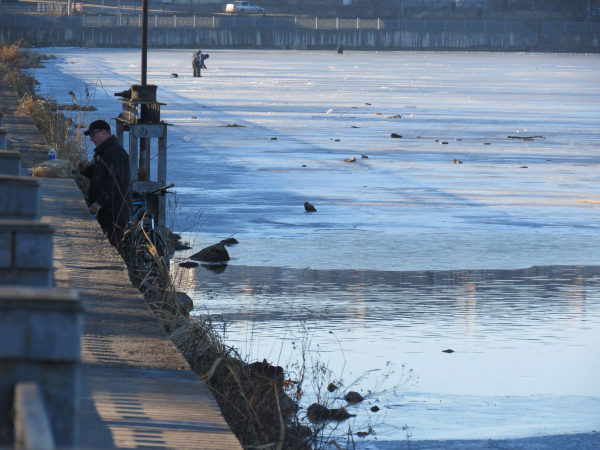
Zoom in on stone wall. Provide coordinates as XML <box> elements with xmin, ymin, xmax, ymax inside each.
<box><xmin>0</xmin><ymin>25</ymin><xmax>526</xmax><ymax>49</ymax></box>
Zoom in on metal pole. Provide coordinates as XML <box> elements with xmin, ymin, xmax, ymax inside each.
<box><xmin>141</xmin><ymin>0</ymin><xmax>148</xmax><ymax>85</ymax></box>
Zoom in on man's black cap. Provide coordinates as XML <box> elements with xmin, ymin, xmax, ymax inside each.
<box><xmin>84</xmin><ymin>119</ymin><xmax>111</xmax><ymax>136</ymax></box>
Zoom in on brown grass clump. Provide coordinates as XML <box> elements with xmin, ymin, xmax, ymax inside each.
<box><xmin>16</xmin><ymin>94</ymin><xmax>87</xmax><ymax>163</ymax></box>
<box><xmin>0</xmin><ymin>43</ymin><xmax>20</xmax><ymax>67</ymax></box>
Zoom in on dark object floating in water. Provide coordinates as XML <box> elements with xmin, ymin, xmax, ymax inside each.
<box><xmin>442</xmin><ymin>349</ymin><xmax>455</xmax><ymax>353</ymax></box>
<box><xmin>351</xmin><ymin>126</ymin><xmax>360</xmax><ymax>128</ymax></box>
<box><xmin>171</xmin><ymin>73</ymin><xmax>178</xmax><ymax>77</ymax></box>
<box><xmin>192</xmin><ymin>116</ymin><xmax>197</xmax><ymax>119</ymax></box>
<box><xmin>301</xmin><ymin>165</ymin><xmax>307</xmax><ymax>167</ymax></box>
<box><xmin>190</xmin><ymin>243</ymin><xmax>230</xmax><ymax>262</ymax></box>
<box><xmin>201</xmin><ymin>263</ymin><xmax>228</xmax><ymax>274</ymax></box>
<box><xmin>365</xmin><ymin>102</ymin><xmax>371</xmax><ymax>105</ymax></box>
<box><xmin>335</xmin><ymin>139</ymin><xmax>340</xmax><ymax>142</ymax></box>
<box><xmin>507</xmin><ymin>135</ymin><xmax>545</xmax><ymax>140</ymax></box>
<box><xmin>220</xmin><ymin>237</ymin><xmax>239</xmax><ymax>245</ymax></box>
<box><xmin>327</xmin><ymin>383</ymin><xmax>338</xmax><ymax>392</ymax></box>
<box><xmin>391</xmin><ymin>133</ymin><xmax>402</xmax><ymax>139</ymax></box>
<box><xmin>484</xmin><ymin>143</ymin><xmax>491</xmax><ymax>145</ymax></box>
<box><xmin>519</xmin><ymin>166</ymin><xmax>529</xmax><ymax>168</ymax></box>
<box><xmin>307</xmin><ymin>403</ymin><xmax>356</xmax><ymax>423</ymax></box>
<box><xmin>357</xmin><ymin>431</ymin><xmax>370</xmax><ymax>437</ymax></box>
<box><xmin>361</xmin><ymin>155</ymin><xmax>369</xmax><ymax>159</ymax></box>
<box><xmin>173</xmin><ymin>241</ymin><xmax>192</xmax><ymax>250</ymax></box>
<box><xmin>271</xmin><ymin>137</ymin><xmax>277</xmax><ymax>140</ymax></box>
<box><xmin>344</xmin><ymin>157</ymin><xmax>356</xmax><ymax>163</ymax></box>
<box><xmin>344</xmin><ymin>391</ymin><xmax>364</xmax><ymax>404</ymax></box>
<box><xmin>370</xmin><ymin>405</ymin><xmax>380</xmax><ymax>412</ymax></box>
<box><xmin>441</xmin><ymin>142</ymin><xmax>448</xmax><ymax>145</ymax></box>
<box><xmin>304</xmin><ymin>202</ymin><xmax>317</xmax><ymax>212</ymax></box>
<box><xmin>179</xmin><ymin>261</ymin><xmax>199</xmax><ymax>268</ymax></box>
<box><xmin>220</xmin><ymin>124</ymin><xmax>246</xmax><ymax>127</ymax></box>
<box><xmin>452</xmin><ymin>158</ymin><xmax>463</xmax><ymax>164</ymax></box>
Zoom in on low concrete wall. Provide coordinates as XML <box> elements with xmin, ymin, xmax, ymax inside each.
<box><xmin>0</xmin><ymin>25</ymin><xmax>525</xmax><ymax>49</ymax></box>
<box><xmin>0</xmin><ymin>288</ymin><xmax>82</xmax><ymax>448</ymax></box>
<box><xmin>561</xmin><ymin>32</ymin><xmax>600</xmax><ymax>47</ymax></box>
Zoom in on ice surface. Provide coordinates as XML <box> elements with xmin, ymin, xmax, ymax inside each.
<box><xmin>35</xmin><ymin>49</ymin><xmax>600</xmax><ymax>443</ymax></box>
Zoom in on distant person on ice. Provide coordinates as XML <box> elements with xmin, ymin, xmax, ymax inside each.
<box><xmin>192</xmin><ymin>50</ymin><xmax>202</xmax><ymax>77</ymax></box>
<box><xmin>337</xmin><ymin>45</ymin><xmax>344</xmax><ymax>55</ymax></box>
<box><xmin>197</xmin><ymin>53</ymin><xmax>209</xmax><ymax>77</ymax></box>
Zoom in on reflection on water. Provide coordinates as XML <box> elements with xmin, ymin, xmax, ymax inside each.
<box><xmin>183</xmin><ymin>264</ymin><xmax>600</xmax><ymax>399</ymax></box>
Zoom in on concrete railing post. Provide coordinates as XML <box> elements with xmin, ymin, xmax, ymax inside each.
<box><xmin>377</xmin><ymin>18</ymin><xmax>380</xmax><ymax>30</ymax></box>
<box><xmin>213</xmin><ymin>15</ymin><xmax>215</xmax><ymax>27</ymax></box>
<box><xmin>294</xmin><ymin>16</ymin><xmax>297</xmax><ymax>28</ymax></box>
<box><xmin>193</xmin><ymin>15</ymin><xmax>195</xmax><ymax>27</ymax></box>
<box><xmin>0</xmin><ymin>151</ymin><xmax>22</xmax><ymax>176</ymax></box>
<box><xmin>0</xmin><ymin>287</ymin><xmax>83</xmax><ymax>448</ymax></box>
<box><xmin>357</xmin><ymin>17</ymin><xmax>359</xmax><ymax>29</ymax></box>
<box><xmin>336</xmin><ymin>17</ymin><xmax>339</xmax><ymax>29</ymax></box>
<box><xmin>174</xmin><ymin>15</ymin><xmax>177</xmax><ymax>27</ymax></box>
<box><xmin>0</xmin><ymin>176</ymin><xmax>40</xmax><ymax>220</ymax></box>
<box><xmin>0</xmin><ymin>221</ymin><xmax>53</xmax><ymax>286</ymax></box>
<box><xmin>0</xmin><ymin>128</ymin><xmax>6</xmax><ymax>150</ymax></box>
<box><xmin>14</xmin><ymin>383</ymin><xmax>56</xmax><ymax>450</ymax></box>
<box><xmin>155</xmin><ymin>14</ymin><xmax>158</xmax><ymax>27</ymax></box>
<box><xmin>316</xmin><ymin>17</ymin><xmax>318</xmax><ymax>29</ymax></box>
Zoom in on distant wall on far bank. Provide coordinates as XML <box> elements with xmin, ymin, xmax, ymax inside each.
<box><xmin>0</xmin><ymin>26</ymin><xmax>529</xmax><ymax>49</ymax></box>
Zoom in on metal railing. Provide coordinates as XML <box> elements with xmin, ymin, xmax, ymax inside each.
<box><xmin>545</xmin><ymin>21</ymin><xmax>600</xmax><ymax>33</ymax></box>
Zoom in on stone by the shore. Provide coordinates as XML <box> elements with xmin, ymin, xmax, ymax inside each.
<box><xmin>327</xmin><ymin>383</ymin><xmax>338</xmax><ymax>392</ymax></box>
<box><xmin>307</xmin><ymin>403</ymin><xmax>355</xmax><ymax>422</ymax></box>
<box><xmin>391</xmin><ymin>133</ymin><xmax>402</xmax><ymax>138</ymax></box>
<box><xmin>179</xmin><ymin>261</ymin><xmax>199</xmax><ymax>269</ymax></box>
<box><xmin>173</xmin><ymin>241</ymin><xmax>192</xmax><ymax>251</ymax></box>
<box><xmin>220</xmin><ymin>237</ymin><xmax>239</xmax><ymax>245</ymax></box>
<box><xmin>361</xmin><ymin>155</ymin><xmax>369</xmax><ymax>159</ymax></box>
<box><xmin>344</xmin><ymin>391</ymin><xmax>364</xmax><ymax>404</ymax></box>
<box><xmin>370</xmin><ymin>405</ymin><xmax>380</xmax><ymax>412</ymax></box>
<box><xmin>176</xmin><ymin>291</ymin><xmax>194</xmax><ymax>313</ymax></box>
<box><xmin>190</xmin><ymin>243</ymin><xmax>230</xmax><ymax>262</ymax></box>
<box><xmin>344</xmin><ymin>157</ymin><xmax>356</xmax><ymax>163</ymax></box>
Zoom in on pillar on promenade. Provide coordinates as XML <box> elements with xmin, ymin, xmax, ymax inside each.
<box><xmin>0</xmin><ymin>287</ymin><xmax>83</xmax><ymax>448</ymax></box>
<box><xmin>0</xmin><ymin>151</ymin><xmax>22</xmax><ymax>176</ymax></box>
<box><xmin>0</xmin><ymin>176</ymin><xmax>40</xmax><ymax>220</ymax></box>
<box><xmin>0</xmin><ymin>221</ymin><xmax>54</xmax><ymax>287</ymax></box>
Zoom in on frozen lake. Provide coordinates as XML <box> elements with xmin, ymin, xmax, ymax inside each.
<box><xmin>35</xmin><ymin>49</ymin><xmax>600</xmax><ymax>445</ymax></box>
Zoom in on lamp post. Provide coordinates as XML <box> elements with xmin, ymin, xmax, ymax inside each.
<box><xmin>141</xmin><ymin>0</ymin><xmax>148</xmax><ymax>85</ymax></box>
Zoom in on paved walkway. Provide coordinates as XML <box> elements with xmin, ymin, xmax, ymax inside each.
<box><xmin>39</xmin><ymin>178</ymin><xmax>242</xmax><ymax>450</ymax></box>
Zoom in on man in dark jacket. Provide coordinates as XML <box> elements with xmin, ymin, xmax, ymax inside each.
<box><xmin>76</xmin><ymin>119</ymin><xmax>133</xmax><ymax>252</ymax></box>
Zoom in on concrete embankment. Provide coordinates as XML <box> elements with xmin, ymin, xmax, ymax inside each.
<box><xmin>1</xmin><ymin>25</ymin><xmax>528</xmax><ymax>49</ymax></box>
<box><xmin>0</xmin><ymin>79</ymin><xmax>243</xmax><ymax>449</ymax></box>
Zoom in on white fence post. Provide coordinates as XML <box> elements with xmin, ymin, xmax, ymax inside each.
<box><xmin>357</xmin><ymin>17</ymin><xmax>359</xmax><ymax>29</ymax></box>
<box><xmin>139</xmin><ymin>14</ymin><xmax>141</xmax><ymax>26</ymax></box>
<box><xmin>377</xmin><ymin>18</ymin><xmax>380</xmax><ymax>30</ymax></box>
<box><xmin>174</xmin><ymin>15</ymin><xmax>177</xmax><ymax>27</ymax></box>
<box><xmin>213</xmin><ymin>16</ymin><xmax>215</xmax><ymax>27</ymax></box>
<box><xmin>315</xmin><ymin>17</ymin><xmax>318</xmax><ymax>29</ymax></box>
<box><xmin>193</xmin><ymin>15</ymin><xmax>195</xmax><ymax>27</ymax></box>
<box><xmin>155</xmin><ymin>15</ymin><xmax>157</xmax><ymax>27</ymax></box>
<box><xmin>336</xmin><ymin>17</ymin><xmax>339</xmax><ymax>29</ymax></box>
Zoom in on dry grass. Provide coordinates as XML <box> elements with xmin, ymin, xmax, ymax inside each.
<box><xmin>16</xmin><ymin>94</ymin><xmax>88</xmax><ymax>163</ymax></box>
<box><xmin>127</xmin><ymin>234</ymin><xmax>312</xmax><ymax>450</ymax></box>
